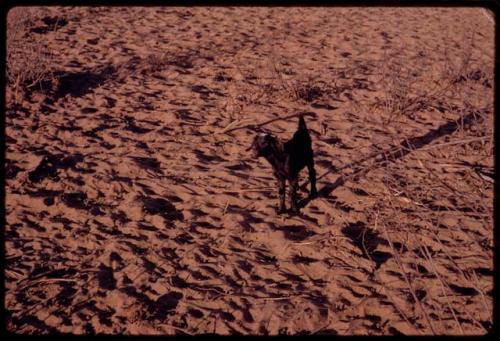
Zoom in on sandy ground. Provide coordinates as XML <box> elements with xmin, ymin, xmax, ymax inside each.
<box><xmin>5</xmin><ymin>7</ymin><xmax>494</xmax><ymax>335</ymax></box>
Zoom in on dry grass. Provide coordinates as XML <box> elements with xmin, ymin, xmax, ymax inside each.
<box><xmin>363</xmin><ymin>134</ymin><xmax>494</xmax><ymax>334</ymax></box>
<box><xmin>370</xmin><ymin>28</ymin><xmax>493</xmax><ymax>129</ymax></box>
<box><xmin>6</xmin><ymin>7</ymin><xmax>62</xmax><ymax>104</ymax></box>
<box><xmin>140</xmin><ymin>18</ymin><xmax>493</xmax><ymax>336</ymax></box>
<box><xmin>4</xmin><ymin>7</ymin><xmax>492</xmax><ymax>335</ymax></box>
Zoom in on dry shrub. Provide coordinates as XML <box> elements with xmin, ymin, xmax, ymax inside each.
<box><xmin>269</xmin><ymin>52</ymin><xmax>335</xmax><ymax>105</ymax></box>
<box><xmin>289</xmin><ymin>76</ymin><xmax>333</xmax><ymax>104</ymax></box>
<box><xmin>6</xmin><ymin>7</ymin><xmax>58</xmax><ymax>103</ymax></box>
<box><xmin>217</xmin><ymin>52</ymin><xmax>276</xmax><ymax>120</ymax></box>
<box><xmin>374</xmin><ymin>46</ymin><xmax>437</xmax><ymax>123</ymax></box>
<box><xmin>335</xmin><ymin>27</ymin><xmax>493</xmax><ymax>334</ymax></box>
<box><xmin>226</xmin><ymin>50</ymin><xmax>317</xmax><ymax>112</ymax></box>
<box><xmin>143</xmin><ymin>54</ymin><xmax>169</xmax><ymax>74</ymax></box>
<box><xmin>440</xmin><ymin>32</ymin><xmax>493</xmax><ymax>157</ymax></box>
<box><xmin>120</xmin><ymin>50</ymin><xmax>196</xmax><ymax>79</ymax></box>
<box><xmin>374</xmin><ymin>28</ymin><xmax>492</xmax><ymax>126</ymax></box>
<box><xmin>441</xmin><ymin>31</ymin><xmax>476</xmax><ymax>86</ymax></box>
<box><xmin>367</xmin><ymin>154</ymin><xmax>493</xmax><ymax>334</ymax></box>
<box><xmin>378</xmin><ymin>56</ymin><xmax>419</xmax><ymax>120</ymax></box>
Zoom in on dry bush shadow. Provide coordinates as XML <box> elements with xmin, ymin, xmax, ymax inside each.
<box><xmin>300</xmin><ymin>109</ymin><xmax>486</xmax><ymax>207</ymax></box>
<box><xmin>51</xmin><ymin>65</ymin><xmax>117</xmax><ymax>99</ymax></box>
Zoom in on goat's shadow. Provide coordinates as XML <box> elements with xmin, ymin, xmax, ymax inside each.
<box><xmin>299</xmin><ymin>110</ymin><xmax>486</xmax><ymax>208</ymax></box>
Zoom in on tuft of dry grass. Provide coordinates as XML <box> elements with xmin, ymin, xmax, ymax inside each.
<box><xmin>6</xmin><ymin>7</ymin><xmax>61</xmax><ymax>104</ymax></box>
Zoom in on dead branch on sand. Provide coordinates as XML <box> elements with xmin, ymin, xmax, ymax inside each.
<box><xmin>216</xmin><ymin>111</ymin><xmax>317</xmax><ymax>135</ymax></box>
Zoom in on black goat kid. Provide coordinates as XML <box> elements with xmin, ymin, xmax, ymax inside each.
<box><xmin>248</xmin><ymin>115</ymin><xmax>318</xmax><ymax>214</ymax></box>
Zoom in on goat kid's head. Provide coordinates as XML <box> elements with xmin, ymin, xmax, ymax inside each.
<box><xmin>246</xmin><ymin>133</ymin><xmax>277</xmax><ymax>158</ymax></box>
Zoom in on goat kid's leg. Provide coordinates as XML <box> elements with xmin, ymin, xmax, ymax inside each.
<box><xmin>277</xmin><ymin>178</ymin><xmax>286</xmax><ymax>214</ymax></box>
<box><xmin>290</xmin><ymin>178</ymin><xmax>299</xmax><ymax>214</ymax></box>
<box><xmin>308</xmin><ymin>161</ymin><xmax>318</xmax><ymax>199</ymax></box>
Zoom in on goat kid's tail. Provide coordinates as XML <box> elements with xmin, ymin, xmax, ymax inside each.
<box><xmin>298</xmin><ymin>115</ymin><xmax>307</xmax><ymax>130</ymax></box>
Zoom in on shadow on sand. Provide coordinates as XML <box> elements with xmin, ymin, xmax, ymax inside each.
<box><xmin>299</xmin><ymin>110</ymin><xmax>486</xmax><ymax>208</ymax></box>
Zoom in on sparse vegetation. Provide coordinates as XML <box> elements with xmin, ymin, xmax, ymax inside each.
<box><xmin>6</xmin><ymin>7</ymin><xmax>61</xmax><ymax>103</ymax></box>
<box><xmin>5</xmin><ymin>7</ymin><xmax>493</xmax><ymax>336</ymax></box>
